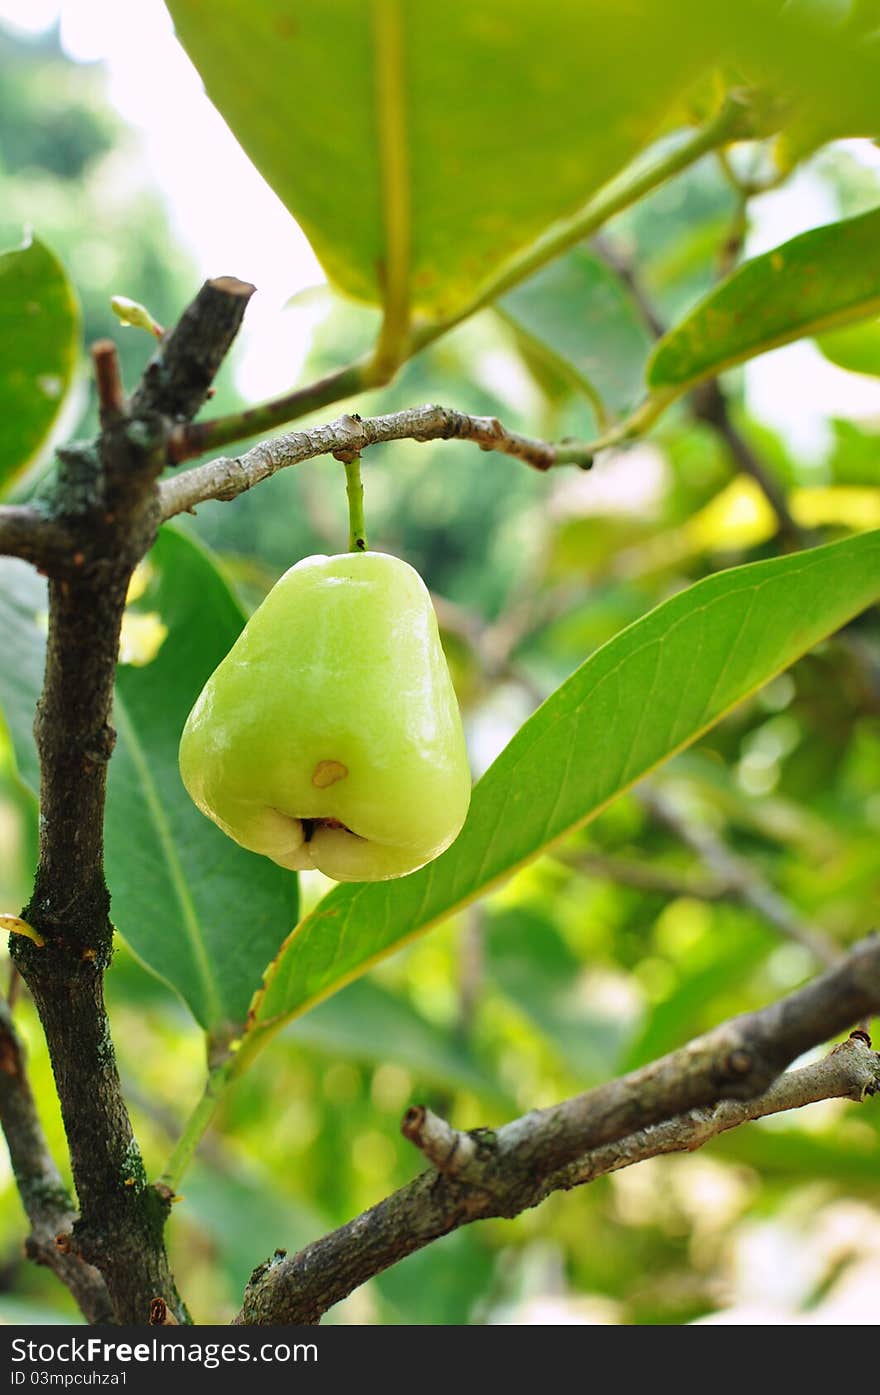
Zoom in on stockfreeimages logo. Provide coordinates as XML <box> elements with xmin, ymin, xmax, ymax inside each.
<box><xmin>10</xmin><ymin>1338</ymin><xmax>317</xmax><ymax>1374</ymax></box>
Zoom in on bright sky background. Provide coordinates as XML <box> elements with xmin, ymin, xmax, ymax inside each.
<box><xmin>2</xmin><ymin>0</ymin><xmax>880</xmax><ymax>457</ymax></box>
<box><xmin>1</xmin><ymin>0</ymin><xmax>326</xmax><ymax>398</ymax></box>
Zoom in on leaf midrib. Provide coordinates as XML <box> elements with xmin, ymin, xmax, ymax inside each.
<box><xmin>372</xmin><ymin>0</ymin><xmax>410</xmax><ymax>332</ymax></box>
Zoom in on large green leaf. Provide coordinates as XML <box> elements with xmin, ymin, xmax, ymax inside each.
<box><xmin>167</xmin><ymin>0</ymin><xmax>713</xmax><ymax>319</ymax></box>
<box><xmin>648</xmin><ymin>208</ymin><xmax>880</xmax><ymax>393</ymax></box>
<box><xmin>499</xmin><ymin>249</ymin><xmax>653</xmax><ymax>420</ymax></box>
<box><xmin>238</xmin><ymin>530</ymin><xmax>880</xmax><ymax>1069</ymax></box>
<box><xmin>0</xmin><ymin>235</ymin><xmax>80</xmax><ymax>493</ymax></box>
<box><xmin>684</xmin><ymin>5</ymin><xmax>880</xmax><ymax>168</ymax></box>
<box><xmin>167</xmin><ymin>3</ymin><xmax>880</xmax><ymax>333</ymax></box>
<box><xmin>0</xmin><ymin>528</ymin><xmax>298</xmax><ymax>1037</ymax></box>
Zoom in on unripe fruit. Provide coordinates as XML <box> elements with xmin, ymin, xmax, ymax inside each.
<box><xmin>179</xmin><ymin>552</ymin><xmax>472</xmax><ymax>881</ymax></box>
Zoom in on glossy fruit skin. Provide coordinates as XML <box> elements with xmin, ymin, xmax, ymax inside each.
<box><xmin>179</xmin><ymin>551</ymin><xmax>472</xmax><ymax>881</ymax></box>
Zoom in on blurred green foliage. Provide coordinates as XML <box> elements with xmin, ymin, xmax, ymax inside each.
<box><xmin>1</xmin><ymin>11</ymin><xmax>880</xmax><ymax>1328</ymax></box>
<box><xmin>0</xmin><ymin>25</ymin><xmax>194</xmax><ymax>460</ymax></box>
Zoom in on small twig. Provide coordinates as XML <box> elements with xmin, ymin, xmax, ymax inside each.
<box><xmin>91</xmin><ymin>339</ymin><xmax>126</xmax><ymax>427</ymax></box>
<box><xmin>558</xmin><ymin>849</ymin><xmax>729</xmax><ymax>902</ymax></box>
<box><xmin>430</xmin><ymin>588</ymin><xmax>561</xmax><ymax>709</ymax></box>
<box><xmin>234</xmin><ymin>936</ymin><xmax>880</xmax><ymax>1324</ymax></box>
<box><xmin>0</xmin><ymin>999</ymin><xmax>111</xmax><ymax>1322</ymax></box>
<box><xmin>591</xmin><ymin>235</ymin><xmax>805</xmax><ymax>550</ymax></box>
<box><xmin>715</xmin><ymin>146</ymin><xmax>788</xmax><ymax>203</ymax></box>
<box><xmin>160</xmin><ymin>404</ymin><xmax>594</xmax><ymax>518</ymax></box>
<box><xmin>457</xmin><ymin>908</ymin><xmax>486</xmax><ymax>1043</ymax></box>
<box><xmin>130</xmin><ymin>275</ymin><xmax>255</xmax><ymax>424</ymax></box>
<box><xmin>550</xmin><ymin>1032</ymin><xmax>878</xmax><ymax>1192</ymax></box>
<box><xmin>401</xmin><ymin>1105</ymin><xmax>478</xmax><ymax>1176</ymax></box>
<box><xmin>563</xmin><ymin>838</ymin><xmax>841</xmax><ymax>969</ymax></box>
<box><xmin>592</xmin><ymin>234</ymin><xmax>666</xmax><ymax>339</ymax></box>
<box><xmin>168</xmin><ymin>360</ymin><xmax>374</xmax><ymax>464</ymax></box>
<box><xmin>163</xmin><ymin>102</ymin><xmax>757</xmax><ymax>499</ymax></box>
<box><xmin>641</xmin><ymin>787</ymin><xmax>841</xmax><ymax>969</ymax></box>
<box><xmin>167</xmin><ymin>97</ymin><xmax>754</xmax><ymax>467</ymax></box>
<box><xmin>158</xmin><ymin>1059</ymin><xmax>235</xmax><ymax>1194</ymax></box>
<box><xmin>7</xmin><ymin>963</ymin><xmax>21</xmax><ymax>1009</ymax></box>
<box><xmin>690</xmin><ymin>380</ymin><xmax>805</xmax><ymax>549</ymax></box>
<box><xmin>713</xmin><ymin>152</ymin><xmax>752</xmax><ymax>279</ymax></box>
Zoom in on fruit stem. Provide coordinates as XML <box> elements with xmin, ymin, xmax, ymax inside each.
<box><xmin>344</xmin><ymin>455</ymin><xmax>368</xmax><ymax>552</ymax></box>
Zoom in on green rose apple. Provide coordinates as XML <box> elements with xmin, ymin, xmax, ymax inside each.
<box><xmin>179</xmin><ymin>550</ymin><xmax>472</xmax><ymax>881</ymax></box>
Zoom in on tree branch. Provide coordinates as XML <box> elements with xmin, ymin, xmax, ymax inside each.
<box><xmin>130</xmin><ymin>275</ymin><xmax>255</xmax><ymax>423</ymax></box>
<box><xmin>0</xmin><ymin>998</ymin><xmax>112</xmax><ymax>1323</ymax></box>
<box><xmin>168</xmin><ymin>360</ymin><xmax>376</xmax><ymax>464</ymax></box>
<box><xmin>0</xmin><ymin>506</ymin><xmax>73</xmax><ymax>573</ymax></box>
<box><xmin>557</xmin><ymin>848</ymin><xmax>731</xmax><ymax>902</ymax></box>
<box><xmin>548</xmin><ymin>1031</ymin><xmax>879</xmax><ymax>1191</ymax></box>
<box><xmin>8</xmin><ymin>276</ymin><xmax>253</xmax><ymax>1323</ymax></box>
<box><xmin>160</xmin><ymin>404</ymin><xmax>593</xmax><ymax>519</ymax></box>
<box><xmin>690</xmin><ymin>379</ymin><xmax>805</xmax><ymax>549</ymax></box>
<box><xmin>639</xmin><ymin>787</ymin><xmax>841</xmax><ymax>968</ymax></box>
<box><xmin>235</xmin><ymin>935</ymin><xmax>880</xmax><ymax>1324</ymax></box>
<box><xmin>592</xmin><ymin>236</ymin><xmax>805</xmax><ymax>550</ymax></box>
<box><xmin>92</xmin><ymin>340</ymin><xmax>126</xmax><ymax>427</ymax></box>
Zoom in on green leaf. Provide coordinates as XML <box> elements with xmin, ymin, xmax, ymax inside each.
<box><xmin>0</xmin><ymin>559</ymin><xmax>46</xmax><ymax>796</ymax></box>
<box><xmin>499</xmin><ymin>249</ymin><xmax>653</xmax><ymax>420</ymax></box>
<box><xmin>287</xmin><ymin>977</ymin><xmax>507</xmax><ymax>1104</ymax></box>
<box><xmin>165</xmin><ymin>3</ymin><xmax>880</xmax><ymax>335</ymax></box>
<box><xmin>0</xmin><ymin>528</ymin><xmax>298</xmax><ymax>1036</ymax></box>
<box><xmin>166</xmin><ymin>0</ymin><xmax>712</xmax><ymax>320</ymax></box>
<box><xmin>238</xmin><ymin>530</ymin><xmax>880</xmax><ymax>1070</ymax></box>
<box><xmin>0</xmin><ymin>234</ymin><xmax>80</xmax><ymax>493</ymax></box>
<box><xmin>705</xmin><ymin>4</ymin><xmax>880</xmax><ymax>166</ymax></box>
<box><xmin>816</xmin><ymin>317</ymin><xmax>880</xmax><ymax>378</ymax></box>
<box><xmin>648</xmin><ymin>208</ymin><xmax>880</xmax><ymax>393</ymax></box>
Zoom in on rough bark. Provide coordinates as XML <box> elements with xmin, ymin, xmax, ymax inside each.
<box><xmin>0</xmin><ymin>999</ymin><xmax>111</xmax><ymax>1322</ymax></box>
<box><xmin>160</xmin><ymin>403</ymin><xmax>594</xmax><ymax>518</ymax></box>
<box><xmin>6</xmin><ymin>277</ymin><xmax>253</xmax><ymax>1322</ymax></box>
<box><xmin>236</xmin><ymin>939</ymin><xmax>880</xmax><ymax>1324</ymax></box>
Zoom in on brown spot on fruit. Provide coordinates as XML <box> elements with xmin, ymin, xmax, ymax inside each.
<box><xmin>312</xmin><ymin>760</ymin><xmax>349</xmax><ymax>789</ymax></box>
